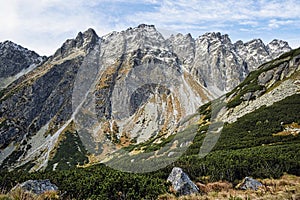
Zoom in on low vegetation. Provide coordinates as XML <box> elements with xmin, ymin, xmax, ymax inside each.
<box><xmin>46</xmin><ymin>131</ymin><xmax>89</xmax><ymax>171</ymax></box>
<box><xmin>158</xmin><ymin>174</ymin><xmax>300</xmax><ymax>200</ymax></box>
<box><xmin>0</xmin><ymin>164</ymin><xmax>169</xmax><ymax>200</ymax></box>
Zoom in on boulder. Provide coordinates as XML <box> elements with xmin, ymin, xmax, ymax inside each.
<box><xmin>258</xmin><ymin>70</ymin><xmax>274</xmax><ymax>85</ymax></box>
<box><xmin>237</xmin><ymin>177</ymin><xmax>263</xmax><ymax>190</ymax></box>
<box><xmin>12</xmin><ymin>179</ymin><xmax>58</xmax><ymax>195</ymax></box>
<box><xmin>167</xmin><ymin>167</ymin><xmax>199</xmax><ymax>195</ymax></box>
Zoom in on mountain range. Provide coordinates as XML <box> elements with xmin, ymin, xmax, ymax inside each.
<box><xmin>0</xmin><ymin>24</ymin><xmax>297</xmax><ymax>174</ymax></box>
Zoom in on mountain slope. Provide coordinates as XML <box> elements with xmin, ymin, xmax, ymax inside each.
<box><xmin>0</xmin><ymin>25</ymin><xmax>293</xmax><ymax>171</ymax></box>
<box><xmin>107</xmin><ymin>47</ymin><xmax>300</xmax><ymax>178</ymax></box>
<box><xmin>0</xmin><ymin>26</ymin><xmax>213</xmax><ymax>171</ymax></box>
<box><xmin>0</xmin><ymin>29</ymin><xmax>100</xmax><ymax>170</ymax></box>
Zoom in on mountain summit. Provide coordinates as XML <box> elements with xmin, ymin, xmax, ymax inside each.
<box><xmin>0</xmin><ymin>41</ymin><xmax>44</xmax><ymax>89</ymax></box>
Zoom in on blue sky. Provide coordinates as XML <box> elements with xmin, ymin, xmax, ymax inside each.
<box><xmin>0</xmin><ymin>0</ymin><xmax>299</xmax><ymax>55</ymax></box>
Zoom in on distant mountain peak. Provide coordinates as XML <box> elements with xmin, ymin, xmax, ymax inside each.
<box><xmin>267</xmin><ymin>39</ymin><xmax>291</xmax><ymax>58</ymax></box>
<box><xmin>0</xmin><ymin>41</ymin><xmax>44</xmax><ymax>89</ymax></box>
<box><xmin>1</xmin><ymin>40</ymin><xmax>32</xmax><ymax>53</ymax></box>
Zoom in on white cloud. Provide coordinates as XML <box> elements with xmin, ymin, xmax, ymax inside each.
<box><xmin>126</xmin><ymin>0</ymin><xmax>300</xmax><ymax>27</ymax></box>
<box><xmin>268</xmin><ymin>19</ymin><xmax>294</xmax><ymax>29</ymax></box>
<box><xmin>256</xmin><ymin>0</ymin><xmax>300</xmax><ymax>18</ymax></box>
<box><xmin>0</xmin><ymin>0</ymin><xmax>19</xmax><ymax>33</ymax></box>
<box><xmin>239</xmin><ymin>21</ymin><xmax>259</xmax><ymax>26</ymax></box>
<box><xmin>0</xmin><ymin>0</ymin><xmax>113</xmax><ymax>55</ymax></box>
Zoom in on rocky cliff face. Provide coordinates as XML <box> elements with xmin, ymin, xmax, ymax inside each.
<box><xmin>0</xmin><ymin>41</ymin><xmax>45</xmax><ymax>89</ymax></box>
<box><xmin>168</xmin><ymin>33</ymin><xmax>291</xmax><ymax>92</ymax></box>
<box><xmin>0</xmin><ymin>24</ymin><xmax>292</xmax><ymax>171</ymax></box>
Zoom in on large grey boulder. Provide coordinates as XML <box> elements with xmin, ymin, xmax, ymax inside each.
<box><xmin>237</xmin><ymin>177</ymin><xmax>263</xmax><ymax>190</ymax></box>
<box><xmin>12</xmin><ymin>179</ymin><xmax>58</xmax><ymax>195</ymax></box>
<box><xmin>167</xmin><ymin>167</ymin><xmax>199</xmax><ymax>195</ymax></box>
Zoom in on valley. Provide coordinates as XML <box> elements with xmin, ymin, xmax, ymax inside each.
<box><xmin>0</xmin><ymin>25</ymin><xmax>299</xmax><ymax>199</ymax></box>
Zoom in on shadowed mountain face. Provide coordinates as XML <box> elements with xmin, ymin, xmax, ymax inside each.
<box><xmin>0</xmin><ymin>25</ymin><xmax>293</xmax><ymax>171</ymax></box>
<box><xmin>0</xmin><ymin>41</ymin><xmax>45</xmax><ymax>89</ymax></box>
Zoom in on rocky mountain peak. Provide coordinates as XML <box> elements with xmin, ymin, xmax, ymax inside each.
<box><xmin>83</xmin><ymin>28</ymin><xmax>98</xmax><ymax>37</ymax></box>
<box><xmin>128</xmin><ymin>24</ymin><xmax>162</xmax><ymax>37</ymax></box>
<box><xmin>75</xmin><ymin>28</ymin><xmax>98</xmax><ymax>43</ymax></box>
<box><xmin>201</xmin><ymin>32</ymin><xmax>229</xmax><ymax>41</ymax></box>
<box><xmin>1</xmin><ymin>40</ymin><xmax>19</xmax><ymax>49</ymax></box>
<box><xmin>234</xmin><ymin>40</ymin><xmax>244</xmax><ymax>47</ymax></box>
<box><xmin>221</xmin><ymin>34</ymin><xmax>231</xmax><ymax>44</ymax></box>
<box><xmin>202</xmin><ymin>32</ymin><xmax>221</xmax><ymax>38</ymax></box>
<box><xmin>0</xmin><ymin>40</ymin><xmax>40</xmax><ymax>58</ymax></box>
<box><xmin>0</xmin><ymin>40</ymin><xmax>43</xmax><ymax>83</ymax></box>
<box><xmin>268</xmin><ymin>39</ymin><xmax>290</xmax><ymax>48</ymax></box>
<box><xmin>167</xmin><ymin>33</ymin><xmax>195</xmax><ymax>66</ymax></box>
<box><xmin>53</xmin><ymin>28</ymin><xmax>100</xmax><ymax>59</ymax></box>
<box><xmin>235</xmin><ymin>38</ymin><xmax>275</xmax><ymax>71</ymax></box>
<box><xmin>123</xmin><ymin>24</ymin><xmax>160</xmax><ymax>38</ymax></box>
<box><xmin>103</xmin><ymin>24</ymin><xmax>166</xmax><ymax>52</ymax></box>
<box><xmin>198</xmin><ymin>32</ymin><xmax>233</xmax><ymax>50</ymax></box>
<box><xmin>244</xmin><ymin>39</ymin><xmax>268</xmax><ymax>54</ymax></box>
<box><xmin>267</xmin><ymin>39</ymin><xmax>291</xmax><ymax>58</ymax></box>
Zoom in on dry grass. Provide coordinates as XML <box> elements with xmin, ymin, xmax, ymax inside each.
<box><xmin>273</xmin><ymin>122</ymin><xmax>300</xmax><ymax>136</ymax></box>
<box><xmin>0</xmin><ymin>188</ymin><xmax>59</xmax><ymax>200</ymax></box>
<box><xmin>158</xmin><ymin>174</ymin><xmax>300</xmax><ymax>200</ymax></box>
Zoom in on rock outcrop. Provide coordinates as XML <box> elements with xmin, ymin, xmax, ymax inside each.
<box><xmin>167</xmin><ymin>167</ymin><xmax>199</xmax><ymax>195</ymax></box>
<box><xmin>12</xmin><ymin>179</ymin><xmax>58</xmax><ymax>195</ymax></box>
<box><xmin>236</xmin><ymin>177</ymin><xmax>263</xmax><ymax>190</ymax></box>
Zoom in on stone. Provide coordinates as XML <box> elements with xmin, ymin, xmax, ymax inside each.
<box><xmin>12</xmin><ymin>179</ymin><xmax>58</xmax><ymax>195</ymax></box>
<box><xmin>167</xmin><ymin>167</ymin><xmax>199</xmax><ymax>195</ymax></box>
<box><xmin>258</xmin><ymin>70</ymin><xmax>274</xmax><ymax>85</ymax></box>
<box><xmin>242</xmin><ymin>92</ymin><xmax>253</xmax><ymax>101</ymax></box>
<box><xmin>237</xmin><ymin>177</ymin><xmax>263</xmax><ymax>190</ymax></box>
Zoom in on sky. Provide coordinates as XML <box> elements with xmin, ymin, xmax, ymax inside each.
<box><xmin>0</xmin><ymin>0</ymin><xmax>300</xmax><ymax>56</ymax></box>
